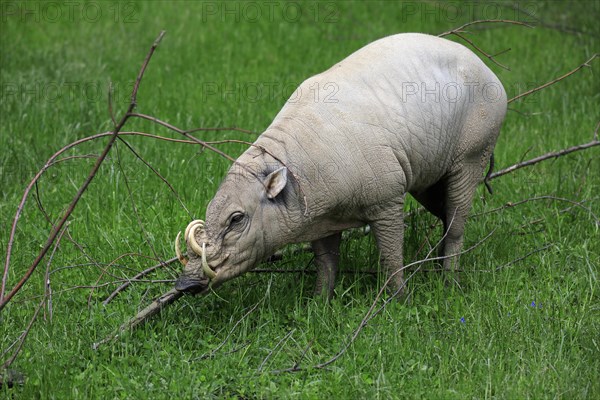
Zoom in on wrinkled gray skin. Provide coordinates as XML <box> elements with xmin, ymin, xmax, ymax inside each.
<box><xmin>176</xmin><ymin>33</ymin><xmax>507</xmax><ymax>298</ymax></box>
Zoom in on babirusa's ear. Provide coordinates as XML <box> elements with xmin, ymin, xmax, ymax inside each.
<box><xmin>265</xmin><ymin>167</ymin><xmax>287</xmax><ymax>199</ymax></box>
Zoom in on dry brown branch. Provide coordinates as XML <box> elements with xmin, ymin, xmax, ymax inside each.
<box><xmin>508</xmin><ymin>54</ymin><xmax>598</xmax><ymax>103</ymax></box>
<box><xmin>102</xmin><ymin>256</ymin><xmax>179</xmax><ymax>305</ymax></box>
<box><xmin>1</xmin><ymin>32</ymin><xmax>258</xmax><ymax>309</ymax></box>
<box><xmin>447</xmin><ymin>31</ymin><xmax>511</xmax><ymax>70</ymax></box>
<box><xmin>438</xmin><ymin>19</ymin><xmax>533</xmax><ymax>37</ymax></box>
<box><xmin>437</xmin><ymin>20</ymin><xmax>535</xmax><ymax>70</ymax></box>
<box><xmin>0</xmin><ymin>31</ymin><xmax>167</xmax><ymax>310</ymax></box>
<box><xmin>92</xmin><ymin>288</ymin><xmax>183</xmax><ymax>350</ymax></box>
<box><xmin>126</xmin><ymin>112</ymin><xmax>237</xmax><ymax>163</ymax></box>
<box><xmin>488</xmin><ymin>137</ymin><xmax>599</xmax><ymax>180</ymax></box>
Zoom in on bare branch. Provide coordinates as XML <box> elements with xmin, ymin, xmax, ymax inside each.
<box><xmin>92</xmin><ymin>288</ymin><xmax>183</xmax><ymax>350</ymax></box>
<box><xmin>447</xmin><ymin>31</ymin><xmax>511</xmax><ymax>70</ymax></box>
<box><xmin>489</xmin><ymin>139</ymin><xmax>599</xmax><ymax>180</ymax></box>
<box><xmin>1</xmin><ymin>31</ymin><xmax>167</xmax><ymax>310</ymax></box>
<box><xmin>509</xmin><ymin>54</ymin><xmax>598</xmax><ymax>103</ymax></box>
<box><xmin>438</xmin><ymin>19</ymin><xmax>534</xmax><ymax>37</ymax></box>
<box><xmin>437</xmin><ymin>20</ymin><xmax>533</xmax><ymax>73</ymax></box>
<box><xmin>102</xmin><ymin>256</ymin><xmax>179</xmax><ymax>305</ymax></box>
<box><xmin>127</xmin><ymin>112</ymin><xmax>237</xmax><ymax>163</ymax></box>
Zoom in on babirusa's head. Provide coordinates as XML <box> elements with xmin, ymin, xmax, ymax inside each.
<box><xmin>174</xmin><ymin>163</ymin><xmax>300</xmax><ymax>294</ymax></box>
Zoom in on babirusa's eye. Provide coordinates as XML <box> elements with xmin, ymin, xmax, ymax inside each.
<box><xmin>230</xmin><ymin>212</ymin><xmax>245</xmax><ymax>225</ymax></box>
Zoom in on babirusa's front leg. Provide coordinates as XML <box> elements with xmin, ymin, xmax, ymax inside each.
<box><xmin>369</xmin><ymin>200</ymin><xmax>406</xmax><ymax>297</ymax></box>
<box><xmin>312</xmin><ymin>233</ymin><xmax>342</xmax><ymax>299</ymax></box>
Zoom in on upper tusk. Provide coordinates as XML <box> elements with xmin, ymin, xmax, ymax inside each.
<box><xmin>174</xmin><ymin>231</ymin><xmax>188</xmax><ymax>266</ymax></box>
<box><xmin>184</xmin><ymin>219</ymin><xmax>204</xmax><ymax>242</ymax></box>
<box><xmin>188</xmin><ymin>223</ymin><xmax>205</xmax><ymax>256</ymax></box>
<box><xmin>185</xmin><ymin>219</ymin><xmax>217</xmax><ymax>280</ymax></box>
<box><xmin>201</xmin><ymin>243</ymin><xmax>217</xmax><ymax>279</ymax></box>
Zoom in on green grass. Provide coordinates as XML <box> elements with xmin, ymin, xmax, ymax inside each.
<box><xmin>1</xmin><ymin>1</ymin><xmax>599</xmax><ymax>398</ymax></box>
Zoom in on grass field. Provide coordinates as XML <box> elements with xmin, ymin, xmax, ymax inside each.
<box><xmin>1</xmin><ymin>1</ymin><xmax>599</xmax><ymax>398</ymax></box>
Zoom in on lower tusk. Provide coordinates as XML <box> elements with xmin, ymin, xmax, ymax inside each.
<box><xmin>174</xmin><ymin>231</ymin><xmax>188</xmax><ymax>266</ymax></box>
<box><xmin>201</xmin><ymin>242</ymin><xmax>217</xmax><ymax>279</ymax></box>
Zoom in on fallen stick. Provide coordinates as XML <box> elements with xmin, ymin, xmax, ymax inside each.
<box><xmin>488</xmin><ymin>137</ymin><xmax>599</xmax><ymax>180</ymax></box>
<box><xmin>93</xmin><ymin>288</ymin><xmax>183</xmax><ymax>350</ymax></box>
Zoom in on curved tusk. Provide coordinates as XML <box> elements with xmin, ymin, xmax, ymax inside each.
<box><xmin>174</xmin><ymin>231</ymin><xmax>188</xmax><ymax>266</ymax></box>
<box><xmin>201</xmin><ymin>243</ymin><xmax>217</xmax><ymax>279</ymax></box>
<box><xmin>184</xmin><ymin>219</ymin><xmax>204</xmax><ymax>242</ymax></box>
<box><xmin>184</xmin><ymin>220</ymin><xmax>204</xmax><ymax>241</ymax></box>
<box><xmin>188</xmin><ymin>223</ymin><xmax>205</xmax><ymax>256</ymax></box>
<box><xmin>186</xmin><ymin>220</ymin><xmax>217</xmax><ymax>279</ymax></box>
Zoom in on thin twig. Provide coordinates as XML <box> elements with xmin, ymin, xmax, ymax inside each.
<box><xmin>448</xmin><ymin>31</ymin><xmax>511</xmax><ymax>70</ymax></box>
<box><xmin>127</xmin><ymin>112</ymin><xmax>237</xmax><ymax>163</ymax></box>
<box><xmin>508</xmin><ymin>54</ymin><xmax>598</xmax><ymax>103</ymax></box>
<box><xmin>438</xmin><ymin>19</ymin><xmax>534</xmax><ymax>37</ymax></box>
<box><xmin>292</xmin><ymin>339</ymin><xmax>314</xmax><ymax>371</ymax></box>
<box><xmin>92</xmin><ymin>288</ymin><xmax>183</xmax><ymax>350</ymax></box>
<box><xmin>117</xmin><ymin>136</ymin><xmax>192</xmax><ymax>218</ymax></box>
<box><xmin>102</xmin><ymin>256</ymin><xmax>179</xmax><ymax>305</ymax></box>
<box><xmin>489</xmin><ymin>139</ymin><xmax>599</xmax><ymax>180</ymax></box>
